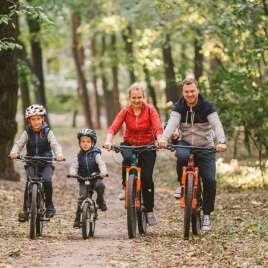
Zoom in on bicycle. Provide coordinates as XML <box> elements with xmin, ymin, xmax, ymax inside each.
<box><xmin>110</xmin><ymin>144</ymin><xmax>157</xmax><ymax>239</ymax></box>
<box><xmin>9</xmin><ymin>155</ymin><xmax>63</xmax><ymax>239</ymax></box>
<box><xmin>166</xmin><ymin>144</ymin><xmax>216</xmax><ymax>240</ymax></box>
<box><xmin>67</xmin><ymin>172</ymin><xmax>108</xmax><ymax>239</ymax></box>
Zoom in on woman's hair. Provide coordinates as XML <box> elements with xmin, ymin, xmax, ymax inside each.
<box><xmin>182</xmin><ymin>77</ymin><xmax>199</xmax><ymax>88</ymax></box>
<box><xmin>128</xmin><ymin>82</ymin><xmax>145</xmax><ymax>97</ymax></box>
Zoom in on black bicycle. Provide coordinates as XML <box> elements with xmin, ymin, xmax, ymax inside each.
<box><xmin>110</xmin><ymin>144</ymin><xmax>157</xmax><ymax>239</ymax></box>
<box><xmin>166</xmin><ymin>144</ymin><xmax>216</xmax><ymax>240</ymax></box>
<box><xmin>67</xmin><ymin>173</ymin><xmax>108</xmax><ymax>239</ymax></box>
<box><xmin>10</xmin><ymin>155</ymin><xmax>63</xmax><ymax>239</ymax></box>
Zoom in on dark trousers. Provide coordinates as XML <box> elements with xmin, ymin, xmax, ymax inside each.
<box><xmin>176</xmin><ymin>140</ymin><xmax>216</xmax><ymax>214</ymax></box>
<box><xmin>23</xmin><ymin>164</ymin><xmax>55</xmax><ymax>209</ymax></box>
<box><xmin>120</xmin><ymin>142</ymin><xmax>156</xmax><ymax>212</ymax></box>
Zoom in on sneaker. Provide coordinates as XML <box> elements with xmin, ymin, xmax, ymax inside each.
<box><xmin>99</xmin><ymin>202</ymin><xmax>107</xmax><ymax>211</ymax></box>
<box><xmin>46</xmin><ymin>204</ymin><xmax>56</xmax><ymax>218</ymax></box>
<box><xmin>117</xmin><ymin>189</ymin><xmax>125</xmax><ymax>200</ymax></box>
<box><xmin>147</xmin><ymin>212</ymin><xmax>157</xmax><ymax>226</ymax></box>
<box><xmin>18</xmin><ymin>210</ymin><xmax>28</xmax><ymax>222</ymax></box>
<box><xmin>173</xmin><ymin>187</ymin><xmax>182</xmax><ymax>199</ymax></box>
<box><xmin>202</xmin><ymin>214</ymin><xmax>212</xmax><ymax>231</ymax></box>
<box><xmin>73</xmin><ymin>214</ymin><xmax>81</xmax><ymax>228</ymax></box>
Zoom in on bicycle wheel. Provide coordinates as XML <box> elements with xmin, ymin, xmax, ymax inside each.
<box><xmin>183</xmin><ymin>173</ymin><xmax>194</xmax><ymax>240</ymax></box>
<box><xmin>89</xmin><ymin>202</ymin><xmax>96</xmax><ymax>237</ymax></box>
<box><xmin>137</xmin><ymin>192</ymin><xmax>147</xmax><ymax>235</ymax></box>
<box><xmin>36</xmin><ymin>187</ymin><xmax>44</xmax><ymax>236</ymax></box>
<box><xmin>127</xmin><ymin>174</ymin><xmax>136</xmax><ymax>239</ymax></box>
<box><xmin>30</xmin><ymin>184</ymin><xmax>38</xmax><ymax>239</ymax></box>
<box><xmin>192</xmin><ymin>181</ymin><xmax>202</xmax><ymax>236</ymax></box>
<box><xmin>82</xmin><ymin>202</ymin><xmax>90</xmax><ymax>239</ymax></box>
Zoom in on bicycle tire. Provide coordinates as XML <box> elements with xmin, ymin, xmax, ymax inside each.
<box><xmin>30</xmin><ymin>184</ymin><xmax>38</xmax><ymax>239</ymax></box>
<box><xmin>137</xmin><ymin>192</ymin><xmax>147</xmax><ymax>235</ymax></box>
<box><xmin>89</xmin><ymin>202</ymin><xmax>96</xmax><ymax>237</ymax></box>
<box><xmin>82</xmin><ymin>202</ymin><xmax>90</xmax><ymax>239</ymax></box>
<box><xmin>192</xmin><ymin>181</ymin><xmax>202</xmax><ymax>235</ymax></box>
<box><xmin>36</xmin><ymin>187</ymin><xmax>44</xmax><ymax>236</ymax></box>
<box><xmin>183</xmin><ymin>173</ymin><xmax>194</xmax><ymax>240</ymax></box>
<box><xmin>127</xmin><ymin>174</ymin><xmax>136</xmax><ymax>239</ymax></box>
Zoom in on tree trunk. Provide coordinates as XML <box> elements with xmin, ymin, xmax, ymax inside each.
<box><xmin>194</xmin><ymin>36</ymin><xmax>203</xmax><ymax>81</ymax></box>
<box><xmin>90</xmin><ymin>37</ymin><xmax>101</xmax><ymax>129</ymax></box>
<box><xmin>0</xmin><ymin>0</ymin><xmax>20</xmax><ymax>181</ymax></box>
<box><xmin>100</xmin><ymin>34</ymin><xmax>114</xmax><ymax>127</ymax></box>
<box><xmin>122</xmin><ymin>25</ymin><xmax>135</xmax><ymax>84</ymax></box>
<box><xmin>111</xmin><ymin>34</ymin><xmax>121</xmax><ymax>119</ymax></box>
<box><xmin>71</xmin><ymin>11</ymin><xmax>92</xmax><ymax>128</ymax></box>
<box><xmin>143</xmin><ymin>65</ymin><xmax>158</xmax><ymax>112</ymax></box>
<box><xmin>162</xmin><ymin>34</ymin><xmax>180</xmax><ymax>105</ymax></box>
<box><xmin>26</xmin><ymin>0</ymin><xmax>49</xmax><ymax>126</ymax></box>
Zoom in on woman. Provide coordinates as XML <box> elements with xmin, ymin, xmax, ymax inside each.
<box><xmin>103</xmin><ymin>82</ymin><xmax>162</xmax><ymax>226</ymax></box>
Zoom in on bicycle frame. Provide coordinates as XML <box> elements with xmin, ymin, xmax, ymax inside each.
<box><xmin>110</xmin><ymin>144</ymin><xmax>156</xmax><ymax>238</ymax></box>
<box><xmin>166</xmin><ymin>144</ymin><xmax>216</xmax><ymax>239</ymax></box>
<box><xmin>10</xmin><ymin>155</ymin><xmax>59</xmax><ymax>239</ymax></box>
<box><xmin>67</xmin><ymin>173</ymin><xmax>106</xmax><ymax>239</ymax></box>
<box><xmin>180</xmin><ymin>153</ymin><xmax>200</xmax><ymax>211</ymax></box>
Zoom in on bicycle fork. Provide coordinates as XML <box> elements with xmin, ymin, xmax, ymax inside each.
<box><xmin>81</xmin><ymin>198</ymin><xmax>96</xmax><ymax>222</ymax></box>
<box><xmin>180</xmin><ymin>166</ymin><xmax>200</xmax><ymax>210</ymax></box>
<box><xmin>125</xmin><ymin>166</ymin><xmax>142</xmax><ymax>209</ymax></box>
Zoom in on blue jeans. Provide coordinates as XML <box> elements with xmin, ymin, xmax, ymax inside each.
<box><xmin>120</xmin><ymin>141</ymin><xmax>156</xmax><ymax>212</ymax></box>
<box><xmin>176</xmin><ymin>140</ymin><xmax>216</xmax><ymax>214</ymax></box>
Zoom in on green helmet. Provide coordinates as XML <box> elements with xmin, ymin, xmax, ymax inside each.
<box><xmin>77</xmin><ymin>129</ymin><xmax>97</xmax><ymax>144</ymax></box>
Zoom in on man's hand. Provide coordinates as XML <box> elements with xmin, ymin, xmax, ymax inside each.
<box><xmin>9</xmin><ymin>153</ymin><xmax>18</xmax><ymax>159</ymax></box>
<box><xmin>158</xmin><ymin>140</ymin><xmax>168</xmax><ymax>149</ymax></box>
<box><xmin>216</xmin><ymin>144</ymin><xmax>226</xmax><ymax>152</ymax></box>
<box><xmin>56</xmin><ymin>155</ymin><xmax>64</xmax><ymax>161</ymax></box>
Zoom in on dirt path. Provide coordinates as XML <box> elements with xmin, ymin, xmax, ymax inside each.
<box><xmin>1</xmin><ymin>136</ymin><xmax>268</xmax><ymax>267</ymax></box>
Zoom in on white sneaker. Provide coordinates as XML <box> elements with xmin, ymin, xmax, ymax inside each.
<box><xmin>117</xmin><ymin>189</ymin><xmax>125</xmax><ymax>200</ymax></box>
<box><xmin>173</xmin><ymin>187</ymin><xmax>181</xmax><ymax>199</ymax></box>
<box><xmin>202</xmin><ymin>215</ymin><xmax>212</xmax><ymax>231</ymax></box>
<box><xmin>147</xmin><ymin>212</ymin><xmax>157</xmax><ymax>226</ymax></box>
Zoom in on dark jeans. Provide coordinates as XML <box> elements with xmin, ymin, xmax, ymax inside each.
<box><xmin>176</xmin><ymin>140</ymin><xmax>216</xmax><ymax>214</ymax></box>
<box><xmin>23</xmin><ymin>164</ymin><xmax>55</xmax><ymax>208</ymax></box>
<box><xmin>120</xmin><ymin>141</ymin><xmax>156</xmax><ymax>213</ymax></box>
<box><xmin>78</xmin><ymin>178</ymin><xmax>105</xmax><ymax>207</ymax></box>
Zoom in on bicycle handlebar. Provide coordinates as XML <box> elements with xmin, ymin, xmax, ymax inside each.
<box><xmin>8</xmin><ymin>155</ymin><xmax>66</xmax><ymax>164</ymax></box>
<box><xmin>165</xmin><ymin>144</ymin><xmax>217</xmax><ymax>154</ymax></box>
<box><xmin>67</xmin><ymin>173</ymin><xmax>109</xmax><ymax>181</ymax></box>
<box><xmin>109</xmin><ymin>144</ymin><xmax>157</xmax><ymax>153</ymax></box>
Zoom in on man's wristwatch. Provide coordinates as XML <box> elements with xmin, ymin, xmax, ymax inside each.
<box><xmin>218</xmin><ymin>140</ymin><xmax>226</xmax><ymax>144</ymax></box>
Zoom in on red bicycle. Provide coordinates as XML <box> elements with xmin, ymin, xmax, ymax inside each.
<box><xmin>166</xmin><ymin>144</ymin><xmax>216</xmax><ymax>240</ymax></box>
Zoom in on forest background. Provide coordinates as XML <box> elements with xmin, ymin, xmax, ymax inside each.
<box><xmin>0</xmin><ymin>0</ymin><xmax>268</xmax><ymax>185</ymax></box>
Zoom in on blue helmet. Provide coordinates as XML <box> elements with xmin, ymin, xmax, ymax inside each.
<box><xmin>77</xmin><ymin>129</ymin><xmax>97</xmax><ymax>144</ymax></box>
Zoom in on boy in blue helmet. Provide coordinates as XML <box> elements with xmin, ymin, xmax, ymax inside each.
<box><xmin>69</xmin><ymin>129</ymin><xmax>108</xmax><ymax>228</ymax></box>
<box><xmin>10</xmin><ymin>104</ymin><xmax>64</xmax><ymax>221</ymax></box>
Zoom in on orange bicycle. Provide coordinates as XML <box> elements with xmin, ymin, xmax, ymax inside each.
<box><xmin>166</xmin><ymin>144</ymin><xmax>216</xmax><ymax>240</ymax></box>
<box><xmin>110</xmin><ymin>144</ymin><xmax>157</xmax><ymax>239</ymax></box>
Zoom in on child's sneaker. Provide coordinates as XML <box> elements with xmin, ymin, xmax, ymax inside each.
<box><xmin>18</xmin><ymin>210</ymin><xmax>28</xmax><ymax>222</ymax></box>
<box><xmin>46</xmin><ymin>204</ymin><xmax>56</xmax><ymax>218</ymax></box>
<box><xmin>73</xmin><ymin>214</ymin><xmax>81</xmax><ymax>228</ymax></box>
<box><xmin>99</xmin><ymin>202</ymin><xmax>107</xmax><ymax>211</ymax></box>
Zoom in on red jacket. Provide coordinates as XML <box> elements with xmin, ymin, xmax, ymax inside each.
<box><xmin>108</xmin><ymin>103</ymin><xmax>163</xmax><ymax>145</ymax></box>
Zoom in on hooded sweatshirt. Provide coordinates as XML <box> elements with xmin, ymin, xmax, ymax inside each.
<box><xmin>162</xmin><ymin>94</ymin><xmax>226</xmax><ymax>147</ymax></box>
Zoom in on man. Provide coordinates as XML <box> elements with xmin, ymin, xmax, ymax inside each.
<box><xmin>158</xmin><ymin>77</ymin><xmax>226</xmax><ymax>231</ymax></box>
